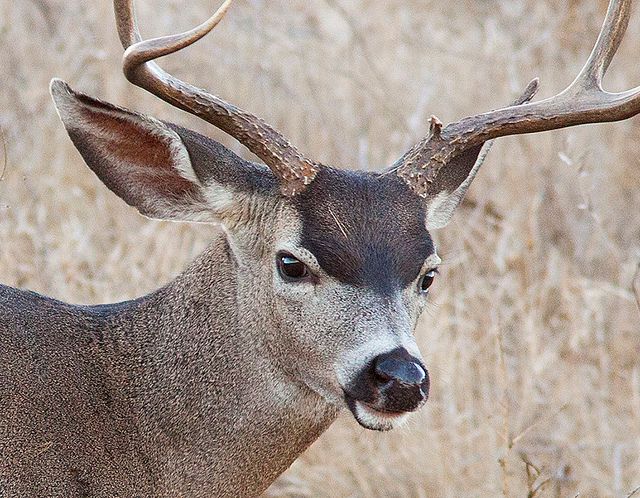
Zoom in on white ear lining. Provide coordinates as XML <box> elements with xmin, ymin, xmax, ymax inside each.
<box><xmin>424</xmin><ymin>141</ymin><xmax>494</xmax><ymax>230</ymax></box>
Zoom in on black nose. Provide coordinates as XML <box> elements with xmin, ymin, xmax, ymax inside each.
<box><xmin>375</xmin><ymin>355</ymin><xmax>426</xmax><ymax>385</ymax></box>
<box><xmin>372</xmin><ymin>348</ymin><xmax>429</xmax><ymax>412</ymax></box>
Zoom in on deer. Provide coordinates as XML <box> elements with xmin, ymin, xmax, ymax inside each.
<box><xmin>0</xmin><ymin>0</ymin><xmax>638</xmax><ymax>496</ymax></box>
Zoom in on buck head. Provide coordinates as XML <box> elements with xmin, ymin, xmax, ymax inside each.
<box><xmin>50</xmin><ymin>80</ymin><xmax>450</xmax><ymax>431</ymax></box>
<box><xmin>51</xmin><ymin>0</ymin><xmax>640</xmax><ymax>431</ymax></box>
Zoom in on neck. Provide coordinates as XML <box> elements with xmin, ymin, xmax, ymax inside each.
<box><xmin>98</xmin><ymin>231</ymin><xmax>337</xmax><ymax>496</ymax></box>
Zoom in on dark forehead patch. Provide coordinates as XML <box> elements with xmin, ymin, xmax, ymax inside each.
<box><xmin>295</xmin><ymin>167</ymin><xmax>434</xmax><ymax>294</ymax></box>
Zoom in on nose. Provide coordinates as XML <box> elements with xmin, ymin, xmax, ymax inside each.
<box><xmin>375</xmin><ymin>355</ymin><xmax>426</xmax><ymax>385</ymax></box>
<box><xmin>372</xmin><ymin>348</ymin><xmax>429</xmax><ymax>412</ymax></box>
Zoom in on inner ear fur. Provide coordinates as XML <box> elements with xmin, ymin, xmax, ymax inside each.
<box><xmin>423</xmin><ymin>143</ymin><xmax>488</xmax><ymax>230</ymax></box>
<box><xmin>50</xmin><ymin>79</ymin><xmax>275</xmax><ymax>223</ymax></box>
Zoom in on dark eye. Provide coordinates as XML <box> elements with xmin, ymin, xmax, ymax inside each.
<box><xmin>419</xmin><ymin>269</ymin><xmax>437</xmax><ymax>294</ymax></box>
<box><xmin>277</xmin><ymin>252</ymin><xmax>310</xmax><ymax>281</ymax></box>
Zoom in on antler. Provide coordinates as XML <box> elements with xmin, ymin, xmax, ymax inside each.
<box><xmin>113</xmin><ymin>0</ymin><xmax>318</xmax><ymax>196</ymax></box>
<box><xmin>394</xmin><ymin>0</ymin><xmax>640</xmax><ymax>197</ymax></box>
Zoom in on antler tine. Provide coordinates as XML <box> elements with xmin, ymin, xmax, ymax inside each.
<box><xmin>118</xmin><ymin>0</ymin><xmax>233</xmax><ymax>71</ymax></box>
<box><xmin>113</xmin><ymin>0</ymin><xmax>319</xmax><ymax>196</ymax></box>
<box><xmin>395</xmin><ymin>0</ymin><xmax>640</xmax><ymax>197</ymax></box>
<box><xmin>114</xmin><ymin>0</ymin><xmax>141</xmax><ymax>48</ymax></box>
<box><xmin>573</xmin><ymin>0</ymin><xmax>632</xmax><ymax>89</ymax></box>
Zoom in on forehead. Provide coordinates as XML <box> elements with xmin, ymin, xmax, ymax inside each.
<box><xmin>295</xmin><ymin>168</ymin><xmax>434</xmax><ymax>294</ymax></box>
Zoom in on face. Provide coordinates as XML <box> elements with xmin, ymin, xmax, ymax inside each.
<box><xmin>231</xmin><ymin>168</ymin><xmax>439</xmax><ymax>431</ymax></box>
<box><xmin>51</xmin><ymin>86</ymin><xmax>447</xmax><ymax>432</ymax></box>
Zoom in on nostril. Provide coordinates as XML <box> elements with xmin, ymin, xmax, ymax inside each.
<box><xmin>374</xmin><ymin>357</ymin><xmax>426</xmax><ymax>386</ymax></box>
<box><xmin>373</xmin><ymin>360</ymin><xmax>394</xmax><ymax>383</ymax></box>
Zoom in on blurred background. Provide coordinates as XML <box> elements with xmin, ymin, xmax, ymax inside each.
<box><xmin>1</xmin><ymin>0</ymin><xmax>639</xmax><ymax>496</ymax></box>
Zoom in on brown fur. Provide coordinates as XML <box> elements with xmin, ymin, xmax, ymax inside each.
<box><xmin>0</xmin><ymin>236</ymin><xmax>337</xmax><ymax>497</ymax></box>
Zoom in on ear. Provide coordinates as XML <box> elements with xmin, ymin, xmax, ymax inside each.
<box><xmin>50</xmin><ymin>79</ymin><xmax>274</xmax><ymax>222</ymax></box>
<box><xmin>423</xmin><ymin>142</ymin><xmax>492</xmax><ymax>230</ymax></box>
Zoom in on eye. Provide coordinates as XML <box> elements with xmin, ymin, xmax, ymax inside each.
<box><xmin>418</xmin><ymin>269</ymin><xmax>437</xmax><ymax>294</ymax></box>
<box><xmin>277</xmin><ymin>252</ymin><xmax>311</xmax><ymax>282</ymax></box>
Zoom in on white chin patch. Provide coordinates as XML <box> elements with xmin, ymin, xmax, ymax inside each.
<box><xmin>353</xmin><ymin>401</ymin><xmax>411</xmax><ymax>432</ymax></box>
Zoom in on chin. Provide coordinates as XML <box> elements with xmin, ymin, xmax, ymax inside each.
<box><xmin>346</xmin><ymin>397</ymin><xmax>413</xmax><ymax>432</ymax></box>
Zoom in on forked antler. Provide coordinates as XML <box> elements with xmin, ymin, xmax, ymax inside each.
<box><xmin>113</xmin><ymin>0</ymin><xmax>318</xmax><ymax>196</ymax></box>
<box><xmin>394</xmin><ymin>0</ymin><xmax>640</xmax><ymax>197</ymax></box>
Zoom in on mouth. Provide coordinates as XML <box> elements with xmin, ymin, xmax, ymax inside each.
<box><xmin>345</xmin><ymin>394</ymin><xmax>412</xmax><ymax>432</ymax></box>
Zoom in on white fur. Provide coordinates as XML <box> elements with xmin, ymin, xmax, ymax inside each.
<box><xmin>353</xmin><ymin>401</ymin><xmax>411</xmax><ymax>431</ymax></box>
<box><xmin>203</xmin><ymin>183</ymin><xmax>236</xmax><ymax>216</ymax></box>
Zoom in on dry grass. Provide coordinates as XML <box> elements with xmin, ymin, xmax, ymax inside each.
<box><xmin>1</xmin><ymin>0</ymin><xmax>640</xmax><ymax>496</ymax></box>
